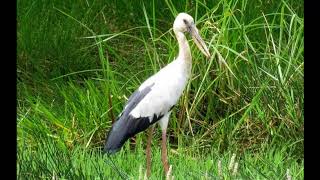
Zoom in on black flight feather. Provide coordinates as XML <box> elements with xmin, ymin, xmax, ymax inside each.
<box><xmin>104</xmin><ymin>83</ymin><xmax>165</xmax><ymax>154</ymax></box>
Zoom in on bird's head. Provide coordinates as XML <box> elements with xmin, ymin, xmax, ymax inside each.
<box><xmin>173</xmin><ymin>13</ymin><xmax>211</xmax><ymax>58</ymax></box>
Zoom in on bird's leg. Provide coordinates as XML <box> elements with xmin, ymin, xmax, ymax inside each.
<box><xmin>161</xmin><ymin>129</ymin><xmax>170</xmax><ymax>175</ymax></box>
<box><xmin>146</xmin><ymin>126</ymin><xmax>154</xmax><ymax>177</ymax></box>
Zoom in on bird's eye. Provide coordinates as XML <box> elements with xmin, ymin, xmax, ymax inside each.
<box><xmin>183</xmin><ymin>19</ymin><xmax>188</xmax><ymax>24</ymax></box>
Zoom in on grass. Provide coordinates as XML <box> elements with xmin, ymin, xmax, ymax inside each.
<box><xmin>17</xmin><ymin>0</ymin><xmax>304</xmax><ymax>179</ymax></box>
<box><xmin>18</xmin><ymin>135</ymin><xmax>303</xmax><ymax>179</ymax></box>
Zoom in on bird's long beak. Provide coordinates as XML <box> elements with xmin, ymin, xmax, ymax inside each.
<box><xmin>189</xmin><ymin>24</ymin><xmax>211</xmax><ymax>58</ymax></box>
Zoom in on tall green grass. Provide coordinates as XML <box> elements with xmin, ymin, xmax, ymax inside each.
<box><xmin>17</xmin><ymin>0</ymin><xmax>303</xmax><ymax>179</ymax></box>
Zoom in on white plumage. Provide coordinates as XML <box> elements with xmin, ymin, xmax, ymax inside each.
<box><xmin>104</xmin><ymin>12</ymin><xmax>210</xmax><ymax>176</ymax></box>
<box><xmin>130</xmin><ymin>58</ymin><xmax>191</xmax><ymax>128</ymax></box>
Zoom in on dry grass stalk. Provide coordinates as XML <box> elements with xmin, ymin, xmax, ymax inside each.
<box><xmin>166</xmin><ymin>165</ymin><xmax>173</xmax><ymax>180</ymax></box>
<box><xmin>228</xmin><ymin>153</ymin><xmax>236</xmax><ymax>171</ymax></box>
<box><xmin>232</xmin><ymin>162</ymin><xmax>238</xmax><ymax>176</ymax></box>
<box><xmin>52</xmin><ymin>170</ymin><xmax>57</xmax><ymax>180</ymax></box>
<box><xmin>144</xmin><ymin>170</ymin><xmax>148</xmax><ymax>180</ymax></box>
<box><xmin>286</xmin><ymin>169</ymin><xmax>291</xmax><ymax>180</ymax></box>
<box><xmin>204</xmin><ymin>171</ymin><xmax>208</xmax><ymax>180</ymax></box>
<box><xmin>217</xmin><ymin>160</ymin><xmax>222</xmax><ymax>177</ymax></box>
<box><xmin>138</xmin><ymin>165</ymin><xmax>143</xmax><ymax>180</ymax></box>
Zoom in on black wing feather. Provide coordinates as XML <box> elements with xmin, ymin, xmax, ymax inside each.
<box><xmin>104</xmin><ymin>83</ymin><xmax>162</xmax><ymax>154</ymax></box>
<box><xmin>121</xmin><ymin>82</ymin><xmax>155</xmax><ymax>117</ymax></box>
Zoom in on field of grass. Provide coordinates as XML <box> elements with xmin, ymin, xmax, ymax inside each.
<box><xmin>17</xmin><ymin>0</ymin><xmax>304</xmax><ymax>179</ymax></box>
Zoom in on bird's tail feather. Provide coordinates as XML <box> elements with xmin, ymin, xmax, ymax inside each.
<box><xmin>104</xmin><ymin>115</ymin><xmax>152</xmax><ymax>154</ymax></box>
<box><xmin>104</xmin><ymin>119</ymin><xmax>130</xmax><ymax>154</ymax></box>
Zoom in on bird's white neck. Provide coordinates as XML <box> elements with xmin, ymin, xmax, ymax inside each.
<box><xmin>175</xmin><ymin>31</ymin><xmax>192</xmax><ymax>66</ymax></box>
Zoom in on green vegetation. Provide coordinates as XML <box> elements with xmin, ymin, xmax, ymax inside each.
<box><xmin>17</xmin><ymin>0</ymin><xmax>304</xmax><ymax>179</ymax></box>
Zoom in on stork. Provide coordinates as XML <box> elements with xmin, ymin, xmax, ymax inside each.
<box><xmin>104</xmin><ymin>12</ymin><xmax>210</xmax><ymax>176</ymax></box>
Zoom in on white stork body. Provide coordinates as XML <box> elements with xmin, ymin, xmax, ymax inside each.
<box><xmin>130</xmin><ymin>54</ymin><xmax>191</xmax><ymax>130</ymax></box>
<box><xmin>130</xmin><ymin>27</ymin><xmax>193</xmax><ymax>123</ymax></box>
<box><xmin>104</xmin><ymin>12</ymin><xmax>210</xmax><ymax>176</ymax></box>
